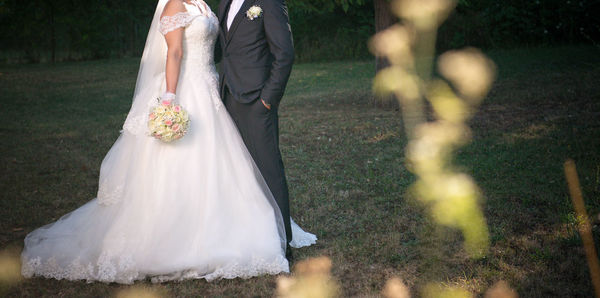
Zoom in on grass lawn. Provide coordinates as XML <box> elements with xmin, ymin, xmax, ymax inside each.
<box><xmin>1</xmin><ymin>45</ymin><xmax>599</xmax><ymax>297</ymax></box>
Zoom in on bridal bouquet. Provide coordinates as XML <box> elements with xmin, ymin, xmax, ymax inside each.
<box><xmin>148</xmin><ymin>96</ymin><xmax>190</xmax><ymax>142</ymax></box>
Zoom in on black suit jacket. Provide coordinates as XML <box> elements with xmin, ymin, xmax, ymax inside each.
<box><xmin>216</xmin><ymin>0</ymin><xmax>294</xmax><ymax>108</ymax></box>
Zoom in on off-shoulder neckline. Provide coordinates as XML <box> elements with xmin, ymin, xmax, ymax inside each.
<box><xmin>182</xmin><ymin>0</ymin><xmax>214</xmax><ymax>17</ymax></box>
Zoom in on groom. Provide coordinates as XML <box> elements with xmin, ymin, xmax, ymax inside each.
<box><xmin>215</xmin><ymin>0</ymin><xmax>295</xmax><ymax>256</ymax></box>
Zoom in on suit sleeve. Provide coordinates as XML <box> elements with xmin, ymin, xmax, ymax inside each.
<box><xmin>259</xmin><ymin>0</ymin><xmax>294</xmax><ymax>108</ymax></box>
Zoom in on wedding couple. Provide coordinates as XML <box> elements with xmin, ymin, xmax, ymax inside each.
<box><xmin>20</xmin><ymin>0</ymin><xmax>316</xmax><ymax>284</ymax></box>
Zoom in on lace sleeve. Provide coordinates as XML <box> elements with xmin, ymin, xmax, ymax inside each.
<box><xmin>159</xmin><ymin>12</ymin><xmax>193</xmax><ymax>35</ymax></box>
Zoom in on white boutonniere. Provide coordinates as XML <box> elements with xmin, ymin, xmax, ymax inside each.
<box><xmin>246</xmin><ymin>5</ymin><xmax>263</xmax><ymax>20</ymax></box>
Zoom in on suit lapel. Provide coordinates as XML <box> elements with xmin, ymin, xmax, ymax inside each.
<box><xmin>218</xmin><ymin>0</ymin><xmax>232</xmax><ymax>34</ymax></box>
<box><xmin>225</xmin><ymin>0</ymin><xmax>256</xmax><ymax>46</ymax></box>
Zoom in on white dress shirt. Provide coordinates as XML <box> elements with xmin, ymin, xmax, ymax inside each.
<box><xmin>227</xmin><ymin>0</ymin><xmax>245</xmax><ymax>30</ymax></box>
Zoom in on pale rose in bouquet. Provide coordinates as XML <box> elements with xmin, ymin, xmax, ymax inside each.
<box><xmin>148</xmin><ymin>98</ymin><xmax>190</xmax><ymax>142</ymax></box>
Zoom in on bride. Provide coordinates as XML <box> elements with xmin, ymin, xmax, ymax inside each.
<box><xmin>21</xmin><ymin>0</ymin><xmax>316</xmax><ymax>284</ymax></box>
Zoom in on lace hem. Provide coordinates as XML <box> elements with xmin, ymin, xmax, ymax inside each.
<box><xmin>22</xmin><ymin>253</ymin><xmax>139</xmax><ymax>284</ymax></box>
<box><xmin>290</xmin><ymin>218</ymin><xmax>318</xmax><ymax>248</ymax></box>
<box><xmin>159</xmin><ymin>12</ymin><xmax>199</xmax><ymax>35</ymax></box>
<box><xmin>290</xmin><ymin>234</ymin><xmax>318</xmax><ymax>248</ymax></box>
<box><xmin>151</xmin><ymin>255</ymin><xmax>289</xmax><ymax>283</ymax></box>
<box><xmin>22</xmin><ymin>253</ymin><xmax>288</xmax><ymax>284</ymax></box>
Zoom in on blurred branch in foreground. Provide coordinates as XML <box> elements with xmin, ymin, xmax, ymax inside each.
<box><xmin>277</xmin><ymin>257</ymin><xmax>340</xmax><ymax>298</ymax></box>
<box><xmin>371</xmin><ymin>0</ymin><xmax>493</xmax><ymax>260</ymax></box>
<box><xmin>0</xmin><ymin>247</ymin><xmax>23</xmax><ymax>295</ymax></box>
<box><xmin>115</xmin><ymin>285</ymin><xmax>167</xmax><ymax>298</ymax></box>
<box><xmin>370</xmin><ymin>0</ymin><xmax>501</xmax><ymax>295</ymax></box>
<box><xmin>564</xmin><ymin>159</ymin><xmax>600</xmax><ymax>298</ymax></box>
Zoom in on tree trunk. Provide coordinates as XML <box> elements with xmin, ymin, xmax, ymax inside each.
<box><xmin>373</xmin><ymin>0</ymin><xmax>398</xmax><ymax>109</ymax></box>
<box><xmin>50</xmin><ymin>1</ymin><xmax>56</xmax><ymax>63</ymax></box>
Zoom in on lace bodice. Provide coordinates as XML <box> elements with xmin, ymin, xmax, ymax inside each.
<box><xmin>159</xmin><ymin>1</ymin><xmax>218</xmax><ymax>67</ymax></box>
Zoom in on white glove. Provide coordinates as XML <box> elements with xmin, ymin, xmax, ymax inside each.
<box><xmin>161</xmin><ymin>92</ymin><xmax>176</xmax><ymax>101</ymax></box>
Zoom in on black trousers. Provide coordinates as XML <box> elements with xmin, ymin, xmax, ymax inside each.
<box><xmin>222</xmin><ymin>87</ymin><xmax>292</xmax><ymax>244</ymax></box>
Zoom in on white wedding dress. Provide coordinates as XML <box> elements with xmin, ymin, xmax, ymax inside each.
<box><xmin>21</xmin><ymin>1</ymin><xmax>316</xmax><ymax>284</ymax></box>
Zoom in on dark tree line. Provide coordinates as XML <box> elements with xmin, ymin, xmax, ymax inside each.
<box><xmin>0</xmin><ymin>0</ymin><xmax>156</xmax><ymax>63</ymax></box>
<box><xmin>438</xmin><ymin>0</ymin><xmax>600</xmax><ymax>49</ymax></box>
<box><xmin>0</xmin><ymin>0</ymin><xmax>598</xmax><ymax>63</ymax></box>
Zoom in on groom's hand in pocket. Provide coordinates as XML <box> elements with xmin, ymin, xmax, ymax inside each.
<box><xmin>261</xmin><ymin>99</ymin><xmax>272</xmax><ymax>110</ymax></box>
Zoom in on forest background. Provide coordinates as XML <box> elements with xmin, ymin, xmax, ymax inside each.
<box><xmin>0</xmin><ymin>0</ymin><xmax>598</xmax><ymax>64</ymax></box>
